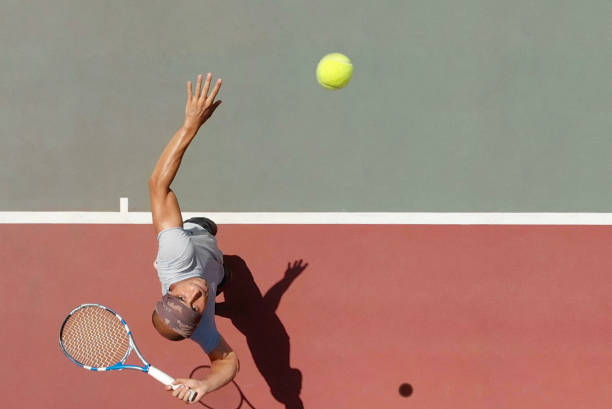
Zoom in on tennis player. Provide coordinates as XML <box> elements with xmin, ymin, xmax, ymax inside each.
<box><xmin>149</xmin><ymin>73</ymin><xmax>239</xmax><ymax>403</ymax></box>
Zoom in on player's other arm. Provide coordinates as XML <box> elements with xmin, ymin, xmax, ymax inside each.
<box><xmin>205</xmin><ymin>337</ymin><xmax>240</xmax><ymax>392</ymax></box>
<box><xmin>170</xmin><ymin>337</ymin><xmax>239</xmax><ymax>402</ymax></box>
<box><xmin>149</xmin><ymin>73</ymin><xmax>222</xmax><ymax>235</ymax></box>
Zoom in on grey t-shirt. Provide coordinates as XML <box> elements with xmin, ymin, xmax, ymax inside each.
<box><xmin>156</xmin><ymin>222</ymin><xmax>224</xmax><ymax>353</ymax></box>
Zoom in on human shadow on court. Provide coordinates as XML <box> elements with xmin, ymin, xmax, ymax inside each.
<box><xmin>214</xmin><ymin>255</ymin><xmax>307</xmax><ymax>409</ymax></box>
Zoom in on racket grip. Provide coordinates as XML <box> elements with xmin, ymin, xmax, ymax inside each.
<box><xmin>148</xmin><ymin>366</ymin><xmax>175</xmax><ymax>385</ymax></box>
<box><xmin>148</xmin><ymin>366</ymin><xmax>197</xmax><ymax>403</ymax></box>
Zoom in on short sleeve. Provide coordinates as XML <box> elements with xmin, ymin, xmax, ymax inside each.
<box><xmin>190</xmin><ymin>312</ymin><xmax>221</xmax><ymax>353</ymax></box>
<box><xmin>156</xmin><ymin>227</ymin><xmax>197</xmax><ymax>273</ymax></box>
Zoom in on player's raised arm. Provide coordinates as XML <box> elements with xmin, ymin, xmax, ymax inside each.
<box><xmin>149</xmin><ymin>73</ymin><xmax>222</xmax><ymax>235</ymax></box>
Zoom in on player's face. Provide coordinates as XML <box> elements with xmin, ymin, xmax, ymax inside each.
<box><xmin>168</xmin><ymin>277</ymin><xmax>208</xmax><ymax>315</ymax></box>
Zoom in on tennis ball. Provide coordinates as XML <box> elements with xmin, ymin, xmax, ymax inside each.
<box><xmin>316</xmin><ymin>53</ymin><xmax>353</xmax><ymax>90</ymax></box>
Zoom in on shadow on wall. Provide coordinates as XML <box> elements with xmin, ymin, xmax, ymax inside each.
<box><xmin>215</xmin><ymin>255</ymin><xmax>307</xmax><ymax>409</ymax></box>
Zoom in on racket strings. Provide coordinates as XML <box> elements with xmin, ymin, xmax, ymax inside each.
<box><xmin>61</xmin><ymin>306</ymin><xmax>131</xmax><ymax>368</ymax></box>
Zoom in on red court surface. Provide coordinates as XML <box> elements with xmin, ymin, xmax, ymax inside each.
<box><xmin>1</xmin><ymin>224</ymin><xmax>610</xmax><ymax>408</ymax></box>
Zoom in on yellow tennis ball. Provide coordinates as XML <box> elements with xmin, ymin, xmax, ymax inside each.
<box><xmin>316</xmin><ymin>53</ymin><xmax>353</xmax><ymax>90</ymax></box>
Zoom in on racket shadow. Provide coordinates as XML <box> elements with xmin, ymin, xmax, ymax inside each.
<box><xmin>190</xmin><ymin>365</ymin><xmax>256</xmax><ymax>409</ymax></box>
<box><xmin>212</xmin><ymin>255</ymin><xmax>306</xmax><ymax>409</ymax></box>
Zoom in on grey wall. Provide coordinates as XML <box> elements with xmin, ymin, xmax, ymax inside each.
<box><xmin>1</xmin><ymin>0</ymin><xmax>611</xmax><ymax>211</ymax></box>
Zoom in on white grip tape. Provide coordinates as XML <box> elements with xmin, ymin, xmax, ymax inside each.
<box><xmin>148</xmin><ymin>366</ymin><xmax>175</xmax><ymax>385</ymax></box>
<box><xmin>148</xmin><ymin>366</ymin><xmax>196</xmax><ymax>402</ymax></box>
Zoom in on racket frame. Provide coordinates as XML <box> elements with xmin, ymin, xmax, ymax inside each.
<box><xmin>59</xmin><ymin>303</ymin><xmax>152</xmax><ymax>372</ymax></box>
<box><xmin>60</xmin><ymin>303</ymin><xmax>196</xmax><ymax>401</ymax></box>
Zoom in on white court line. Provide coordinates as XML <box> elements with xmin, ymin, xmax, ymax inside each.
<box><xmin>2</xmin><ymin>211</ymin><xmax>612</xmax><ymax>225</ymax></box>
<box><xmin>1</xmin><ymin>198</ymin><xmax>612</xmax><ymax>225</ymax></box>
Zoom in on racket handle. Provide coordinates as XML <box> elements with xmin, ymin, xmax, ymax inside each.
<box><xmin>148</xmin><ymin>366</ymin><xmax>175</xmax><ymax>385</ymax></box>
<box><xmin>148</xmin><ymin>366</ymin><xmax>197</xmax><ymax>402</ymax></box>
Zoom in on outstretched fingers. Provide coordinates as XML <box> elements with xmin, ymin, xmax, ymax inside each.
<box><xmin>183</xmin><ymin>73</ymin><xmax>223</xmax><ymax>130</ymax></box>
<box><xmin>186</xmin><ymin>81</ymin><xmax>193</xmax><ymax>99</ymax></box>
<box><xmin>207</xmin><ymin>78</ymin><xmax>222</xmax><ymax>104</ymax></box>
<box><xmin>200</xmin><ymin>72</ymin><xmax>212</xmax><ymax>102</ymax></box>
<box><xmin>195</xmin><ymin>74</ymin><xmax>204</xmax><ymax>99</ymax></box>
<box><xmin>187</xmin><ymin>73</ymin><xmax>222</xmax><ymax>105</ymax></box>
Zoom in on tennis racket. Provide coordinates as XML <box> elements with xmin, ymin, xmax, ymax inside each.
<box><xmin>59</xmin><ymin>303</ymin><xmax>196</xmax><ymax>402</ymax></box>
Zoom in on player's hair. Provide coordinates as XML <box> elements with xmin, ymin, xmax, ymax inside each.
<box><xmin>151</xmin><ymin>309</ymin><xmax>186</xmax><ymax>342</ymax></box>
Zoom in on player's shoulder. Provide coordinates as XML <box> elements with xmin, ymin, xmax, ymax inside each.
<box><xmin>190</xmin><ymin>324</ymin><xmax>221</xmax><ymax>354</ymax></box>
<box><xmin>157</xmin><ymin>226</ymin><xmax>190</xmax><ymax>241</ymax></box>
<box><xmin>156</xmin><ymin>227</ymin><xmax>195</xmax><ymax>263</ymax></box>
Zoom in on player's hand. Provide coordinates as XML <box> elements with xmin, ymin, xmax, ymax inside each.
<box><xmin>184</xmin><ymin>73</ymin><xmax>222</xmax><ymax>131</ymax></box>
<box><xmin>166</xmin><ymin>378</ymin><xmax>209</xmax><ymax>404</ymax></box>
